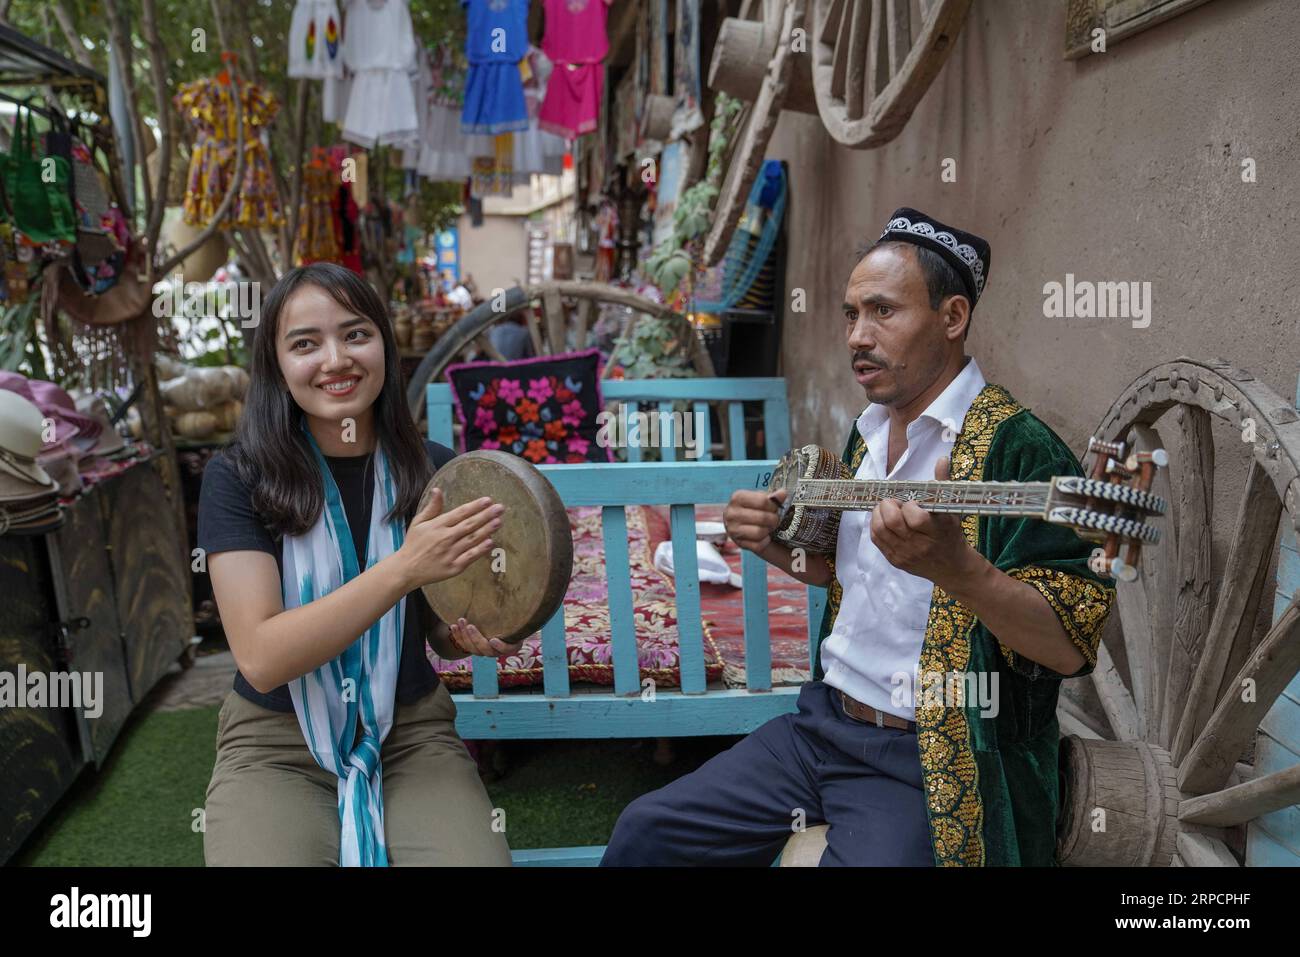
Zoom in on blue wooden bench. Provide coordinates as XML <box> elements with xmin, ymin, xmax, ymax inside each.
<box><xmin>426</xmin><ymin>378</ymin><xmax>823</xmax><ymax>865</ymax></box>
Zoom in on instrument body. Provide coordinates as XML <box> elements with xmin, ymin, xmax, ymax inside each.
<box><xmin>419</xmin><ymin>450</ymin><xmax>573</xmax><ymax>643</ymax></box>
<box><xmin>770</xmin><ymin>439</ymin><xmax>1167</xmax><ymax>580</ymax></box>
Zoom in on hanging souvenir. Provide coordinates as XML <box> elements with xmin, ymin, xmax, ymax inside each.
<box><xmin>175</xmin><ymin>71</ymin><xmax>284</xmax><ymax>230</ymax></box>
<box><xmin>288</xmin><ymin>0</ymin><xmax>344</xmax><ymax>79</ymax></box>
<box><xmin>297</xmin><ymin>149</ymin><xmax>341</xmax><ymax>265</ymax></box>
<box><xmin>339</xmin><ymin>0</ymin><xmax>420</xmax><ymax>149</ymax></box>
<box><xmin>539</xmin><ymin>0</ymin><xmax>613</xmax><ymax>139</ymax></box>
<box><xmin>461</xmin><ymin>0</ymin><xmax>530</xmax><ymax>136</ymax></box>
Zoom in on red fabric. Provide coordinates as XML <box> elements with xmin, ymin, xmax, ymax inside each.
<box><xmin>643</xmin><ymin>505</ymin><xmax>812</xmax><ymax>688</ymax></box>
<box><xmin>429</xmin><ymin>504</ymin><xmax>724</xmax><ymax>688</ymax></box>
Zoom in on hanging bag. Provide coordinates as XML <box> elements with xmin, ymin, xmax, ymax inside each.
<box><xmin>1</xmin><ymin>102</ymin><xmax>76</xmax><ymax>246</ymax></box>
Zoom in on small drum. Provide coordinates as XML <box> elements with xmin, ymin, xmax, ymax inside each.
<box><xmin>418</xmin><ymin>451</ymin><xmax>573</xmax><ymax>644</ymax></box>
<box><xmin>769</xmin><ymin>444</ymin><xmax>850</xmax><ymax>555</ymax></box>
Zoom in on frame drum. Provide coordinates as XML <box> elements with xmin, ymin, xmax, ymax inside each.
<box><xmin>418</xmin><ymin>451</ymin><xmax>573</xmax><ymax>644</ymax></box>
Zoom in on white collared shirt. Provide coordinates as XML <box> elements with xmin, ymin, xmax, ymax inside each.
<box><xmin>820</xmin><ymin>357</ymin><xmax>988</xmax><ymax>720</ymax></box>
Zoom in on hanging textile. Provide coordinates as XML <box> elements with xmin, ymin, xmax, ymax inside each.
<box><xmin>460</xmin><ymin>0</ymin><xmax>530</xmax><ymax>136</ymax></box>
<box><xmin>539</xmin><ymin>0</ymin><xmax>613</xmax><ymax>140</ymax></box>
<box><xmin>297</xmin><ymin>152</ymin><xmax>342</xmax><ymax>265</ymax></box>
<box><xmin>470</xmin><ymin>133</ymin><xmax>515</xmax><ymax>198</ymax></box>
<box><xmin>339</xmin><ymin>0</ymin><xmax>420</xmax><ymax>149</ymax></box>
<box><xmin>695</xmin><ymin>161</ymin><xmax>786</xmax><ymax>314</ymax></box>
<box><xmin>288</xmin><ymin>0</ymin><xmax>344</xmax><ymax>79</ymax></box>
<box><xmin>512</xmin><ymin>46</ymin><xmax>568</xmax><ymax>178</ymax></box>
<box><xmin>175</xmin><ymin>76</ymin><xmax>284</xmax><ymax>229</ymax></box>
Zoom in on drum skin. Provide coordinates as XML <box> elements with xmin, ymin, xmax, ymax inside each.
<box><xmin>418</xmin><ymin>451</ymin><xmax>573</xmax><ymax>644</ymax></box>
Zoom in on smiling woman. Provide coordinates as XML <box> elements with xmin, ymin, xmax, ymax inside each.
<box><xmin>195</xmin><ymin>263</ymin><xmax>515</xmax><ymax>867</ymax></box>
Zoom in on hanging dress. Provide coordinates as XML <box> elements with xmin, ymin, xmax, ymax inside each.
<box><xmin>340</xmin><ymin>0</ymin><xmax>420</xmax><ymax>149</ymax></box>
<box><xmin>538</xmin><ymin>0</ymin><xmax>613</xmax><ymax>139</ymax></box>
<box><xmin>460</xmin><ymin>0</ymin><xmax>530</xmax><ymax>136</ymax></box>
<box><xmin>297</xmin><ymin>161</ymin><xmax>341</xmax><ymax>265</ymax></box>
<box><xmin>513</xmin><ymin>46</ymin><xmax>568</xmax><ymax>178</ymax></box>
<box><xmin>175</xmin><ymin>76</ymin><xmax>284</xmax><ymax>229</ymax></box>
<box><xmin>288</xmin><ymin>0</ymin><xmax>344</xmax><ymax>79</ymax></box>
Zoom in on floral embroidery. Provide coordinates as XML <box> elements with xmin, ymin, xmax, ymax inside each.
<box><xmin>448</xmin><ymin>351</ymin><xmax>611</xmax><ymax>463</ymax></box>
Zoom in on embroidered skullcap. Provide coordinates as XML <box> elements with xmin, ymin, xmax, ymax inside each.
<box><xmin>877</xmin><ymin>207</ymin><xmax>991</xmax><ymax>308</ymax></box>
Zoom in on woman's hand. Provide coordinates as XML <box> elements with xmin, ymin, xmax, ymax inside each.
<box><xmin>397</xmin><ymin>488</ymin><xmax>504</xmax><ymax>590</ymax></box>
<box><xmin>447</xmin><ymin>617</ymin><xmax>526</xmax><ymax>658</ymax></box>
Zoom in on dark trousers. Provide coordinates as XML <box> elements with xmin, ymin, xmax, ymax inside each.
<box><xmin>601</xmin><ymin>681</ymin><xmax>934</xmax><ymax>866</ymax></box>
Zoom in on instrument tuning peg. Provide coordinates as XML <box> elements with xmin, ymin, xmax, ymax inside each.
<box><xmin>1110</xmin><ymin>557</ymin><xmax>1139</xmax><ymax>583</ymax></box>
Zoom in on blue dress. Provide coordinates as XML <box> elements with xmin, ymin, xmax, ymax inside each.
<box><xmin>461</xmin><ymin>0</ymin><xmax>530</xmax><ymax>135</ymax></box>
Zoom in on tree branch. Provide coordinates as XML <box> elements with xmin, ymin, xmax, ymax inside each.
<box><xmin>102</xmin><ymin>0</ymin><xmax>144</xmax><ymax>225</ymax></box>
<box><xmin>51</xmin><ymin>0</ymin><xmax>93</xmax><ymax>69</ymax></box>
<box><xmin>140</xmin><ymin>0</ymin><xmax>173</xmax><ymax>258</ymax></box>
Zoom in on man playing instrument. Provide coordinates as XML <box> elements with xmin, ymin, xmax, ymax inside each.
<box><xmin>602</xmin><ymin>208</ymin><xmax>1115</xmax><ymax>866</ymax></box>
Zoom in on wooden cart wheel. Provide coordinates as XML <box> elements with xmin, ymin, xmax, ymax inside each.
<box><xmin>403</xmin><ymin>281</ymin><xmax>716</xmax><ymax>424</ymax></box>
<box><xmin>1057</xmin><ymin>358</ymin><xmax>1300</xmax><ymax>866</ymax></box>
<box><xmin>701</xmin><ymin>0</ymin><xmax>805</xmax><ymax>267</ymax></box>
<box><xmin>809</xmin><ymin>0</ymin><xmax>972</xmax><ymax>149</ymax></box>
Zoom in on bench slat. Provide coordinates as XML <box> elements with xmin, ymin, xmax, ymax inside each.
<box><xmin>541</xmin><ymin>604</ymin><xmax>570</xmax><ymax>697</ymax></box>
<box><xmin>741</xmin><ymin>549</ymin><xmax>772</xmax><ymax>692</ymax></box>
<box><xmin>727</xmin><ymin>401</ymin><xmax>747</xmax><ymax>459</ymax></box>
<box><xmin>603</xmin><ymin>506</ymin><xmax>641</xmax><ymax>696</ymax></box>
<box><xmin>694</xmin><ymin>402</ymin><xmax>712</xmax><ymax>461</ymax></box>
<box><xmin>669</xmin><ymin>504</ymin><xmax>706</xmax><ymax>694</ymax></box>
<box><xmin>659</xmin><ymin>402</ymin><xmax>675</xmax><ymax>462</ymax></box>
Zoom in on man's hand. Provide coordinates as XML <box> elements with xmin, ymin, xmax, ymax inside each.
<box><xmin>446</xmin><ymin>617</ymin><xmax>525</xmax><ymax>659</ymax></box>
<box><xmin>723</xmin><ymin>488</ymin><xmax>788</xmax><ymax>553</ymax></box>
<box><xmin>870</xmin><ymin>457</ymin><xmax>982</xmax><ymax>589</ymax></box>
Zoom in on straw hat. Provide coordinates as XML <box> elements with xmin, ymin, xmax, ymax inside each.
<box><xmin>0</xmin><ymin>389</ymin><xmax>57</xmax><ymax>491</ymax></box>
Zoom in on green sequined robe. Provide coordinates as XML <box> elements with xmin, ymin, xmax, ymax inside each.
<box><xmin>813</xmin><ymin>383</ymin><xmax>1115</xmax><ymax>866</ymax></box>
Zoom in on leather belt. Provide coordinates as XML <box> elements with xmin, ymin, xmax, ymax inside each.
<box><xmin>838</xmin><ymin>690</ymin><xmax>917</xmax><ymax>733</ymax></box>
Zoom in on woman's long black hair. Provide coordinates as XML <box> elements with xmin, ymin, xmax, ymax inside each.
<box><xmin>226</xmin><ymin>262</ymin><xmax>432</xmax><ymax>537</ymax></box>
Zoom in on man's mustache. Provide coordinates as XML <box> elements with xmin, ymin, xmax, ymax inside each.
<box><xmin>852</xmin><ymin>351</ymin><xmax>889</xmax><ymax>369</ymax></box>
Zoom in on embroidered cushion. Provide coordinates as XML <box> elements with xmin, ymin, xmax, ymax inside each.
<box><xmin>445</xmin><ymin>347</ymin><xmax>613</xmax><ymax>463</ymax></box>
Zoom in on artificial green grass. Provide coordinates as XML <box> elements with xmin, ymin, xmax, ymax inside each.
<box><xmin>17</xmin><ymin>706</ymin><xmax>218</xmax><ymax>867</ymax></box>
<box><xmin>15</xmin><ymin>703</ymin><xmax>732</xmax><ymax>865</ymax></box>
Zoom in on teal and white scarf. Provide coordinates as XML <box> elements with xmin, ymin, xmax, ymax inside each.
<box><xmin>282</xmin><ymin>430</ymin><xmax>405</xmax><ymax>867</ymax></box>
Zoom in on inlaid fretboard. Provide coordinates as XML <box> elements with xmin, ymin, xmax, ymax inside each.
<box><xmin>793</xmin><ymin>479</ymin><xmax>1054</xmax><ymax>518</ymax></box>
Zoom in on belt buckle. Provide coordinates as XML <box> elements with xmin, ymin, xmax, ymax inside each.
<box><xmin>874</xmin><ymin>709</ymin><xmax>885</xmax><ymax>729</ymax></box>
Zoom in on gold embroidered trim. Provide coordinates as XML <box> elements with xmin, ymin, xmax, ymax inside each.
<box><xmin>918</xmin><ymin>383</ymin><xmax>1024</xmax><ymax>867</ymax></box>
<box><xmin>1006</xmin><ymin>566</ymin><xmax>1114</xmax><ymax>670</ymax></box>
<box><xmin>818</xmin><ymin>433</ymin><xmax>868</xmax><ymax>652</ymax></box>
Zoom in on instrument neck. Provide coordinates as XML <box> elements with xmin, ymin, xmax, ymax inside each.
<box><xmin>794</xmin><ymin>478</ymin><xmax>1052</xmax><ymax>517</ymax></box>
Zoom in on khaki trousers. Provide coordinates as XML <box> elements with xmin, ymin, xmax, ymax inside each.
<box><xmin>204</xmin><ymin>681</ymin><xmax>511</xmax><ymax>866</ymax></box>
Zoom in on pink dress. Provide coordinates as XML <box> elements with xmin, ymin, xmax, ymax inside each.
<box><xmin>538</xmin><ymin>0</ymin><xmax>613</xmax><ymax>140</ymax></box>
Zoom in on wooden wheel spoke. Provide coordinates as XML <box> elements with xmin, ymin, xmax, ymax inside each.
<box><xmin>1176</xmin><ymin>831</ymin><xmax>1240</xmax><ymax>866</ymax></box>
<box><xmin>1179</xmin><ymin>762</ymin><xmax>1300</xmax><ymax>828</ymax></box>
<box><xmin>1158</xmin><ymin>407</ymin><xmax>1215</xmax><ymax>749</ymax></box>
<box><xmin>820</xmin><ymin>0</ymin><xmax>848</xmax><ymax>48</ymax></box>
<box><xmin>1171</xmin><ymin>458</ymin><xmax>1282</xmax><ymax>763</ymax></box>
<box><xmin>845</xmin><ymin>0</ymin><xmax>874</xmax><ymax>119</ymax></box>
<box><xmin>1179</xmin><ymin>597</ymin><xmax>1300</xmax><ymax>795</ymax></box>
<box><xmin>884</xmin><ymin>0</ymin><xmax>913</xmax><ymax>83</ymax></box>
<box><xmin>1090</xmin><ymin>633</ymin><xmax>1140</xmax><ymax>740</ymax></box>
<box><xmin>829</xmin><ymin>0</ymin><xmax>853</xmax><ymax>101</ymax></box>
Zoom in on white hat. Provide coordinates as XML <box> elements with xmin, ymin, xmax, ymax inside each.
<box><xmin>0</xmin><ymin>389</ymin><xmax>57</xmax><ymax>489</ymax></box>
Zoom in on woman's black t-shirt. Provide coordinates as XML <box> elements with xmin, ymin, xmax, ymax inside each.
<box><xmin>197</xmin><ymin>440</ymin><xmax>454</xmax><ymax>712</ymax></box>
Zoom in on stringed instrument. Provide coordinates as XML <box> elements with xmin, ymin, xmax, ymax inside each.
<box><xmin>768</xmin><ymin>435</ymin><xmax>1167</xmax><ymax>581</ymax></box>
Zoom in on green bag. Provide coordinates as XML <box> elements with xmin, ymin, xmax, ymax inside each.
<box><xmin>1</xmin><ymin>102</ymin><xmax>76</xmax><ymax>245</ymax></box>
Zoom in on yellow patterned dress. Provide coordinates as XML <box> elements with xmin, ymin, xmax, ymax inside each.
<box><xmin>295</xmin><ymin>161</ymin><xmax>340</xmax><ymax>265</ymax></box>
<box><xmin>814</xmin><ymin>382</ymin><xmax>1115</xmax><ymax>866</ymax></box>
<box><xmin>175</xmin><ymin>76</ymin><xmax>284</xmax><ymax>230</ymax></box>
